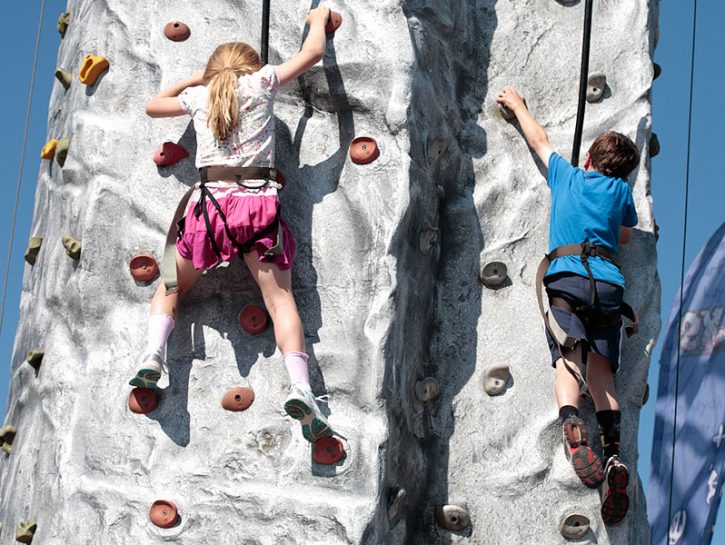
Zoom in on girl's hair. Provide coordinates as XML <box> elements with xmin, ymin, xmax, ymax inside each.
<box><xmin>204</xmin><ymin>42</ymin><xmax>262</xmax><ymax>141</ymax></box>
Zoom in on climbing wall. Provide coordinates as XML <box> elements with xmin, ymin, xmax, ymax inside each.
<box><xmin>0</xmin><ymin>0</ymin><xmax>659</xmax><ymax>544</ymax></box>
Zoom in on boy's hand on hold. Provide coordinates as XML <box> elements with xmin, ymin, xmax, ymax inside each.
<box><xmin>307</xmin><ymin>5</ymin><xmax>331</xmax><ymax>27</ymax></box>
<box><xmin>497</xmin><ymin>87</ymin><xmax>527</xmax><ymax>113</ymax></box>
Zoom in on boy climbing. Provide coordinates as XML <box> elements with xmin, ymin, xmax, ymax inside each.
<box><xmin>129</xmin><ymin>6</ymin><xmax>334</xmax><ymax>444</ymax></box>
<box><xmin>496</xmin><ymin>87</ymin><xmax>640</xmax><ymax>525</ymax></box>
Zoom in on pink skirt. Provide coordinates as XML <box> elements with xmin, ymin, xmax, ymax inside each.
<box><xmin>176</xmin><ymin>184</ymin><xmax>296</xmax><ymax>270</ymax></box>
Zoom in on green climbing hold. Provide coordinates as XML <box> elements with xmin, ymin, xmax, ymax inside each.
<box><xmin>15</xmin><ymin>518</ymin><xmax>36</xmax><ymax>544</ymax></box>
<box><xmin>57</xmin><ymin>12</ymin><xmax>70</xmax><ymax>38</ymax></box>
<box><xmin>61</xmin><ymin>235</ymin><xmax>81</xmax><ymax>260</ymax></box>
<box><xmin>649</xmin><ymin>133</ymin><xmax>660</xmax><ymax>158</ymax></box>
<box><xmin>55</xmin><ymin>68</ymin><xmax>72</xmax><ymax>90</ymax></box>
<box><xmin>24</xmin><ymin>237</ymin><xmax>42</xmax><ymax>266</ymax></box>
<box><xmin>0</xmin><ymin>425</ymin><xmax>17</xmax><ymax>454</ymax></box>
<box><xmin>26</xmin><ymin>350</ymin><xmax>44</xmax><ymax>371</ymax></box>
<box><xmin>55</xmin><ymin>138</ymin><xmax>70</xmax><ymax>167</ymax></box>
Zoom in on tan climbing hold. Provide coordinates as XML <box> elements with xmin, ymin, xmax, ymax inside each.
<box><xmin>61</xmin><ymin>235</ymin><xmax>81</xmax><ymax>260</ymax></box>
<box><xmin>419</xmin><ymin>228</ymin><xmax>439</xmax><ymax>256</ymax></box>
<box><xmin>221</xmin><ymin>387</ymin><xmax>255</xmax><ymax>412</ymax></box>
<box><xmin>24</xmin><ymin>237</ymin><xmax>43</xmax><ymax>265</ymax></box>
<box><xmin>25</xmin><ymin>350</ymin><xmax>44</xmax><ymax>371</ymax></box>
<box><xmin>483</xmin><ymin>364</ymin><xmax>510</xmax><ymax>396</ymax></box>
<box><xmin>415</xmin><ymin>377</ymin><xmax>440</xmax><ymax>402</ymax></box>
<box><xmin>57</xmin><ymin>11</ymin><xmax>70</xmax><ymax>38</ymax></box>
<box><xmin>149</xmin><ymin>500</ymin><xmax>178</xmax><ymax>529</ymax></box>
<box><xmin>586</xmin><ymin>72</ymin><xmax>607</xmax><ymax>103</ymax></box>
<box><xmin>479</xmin><ymin>261</ymin><xmax>507</xmax><ymax>287</ymax></box>
<box><xmin>79</xmin><ymin>54</ymin><xmax>109</xmax><ymax>86</ymax></box>
<box><xmin>15</xmin><ymin>517</ymin><xmax>36</xmax><ymax>544</ymax></box>
<box><xmin>55</xmin><ymin>68</ymin><xmax>72</xmax><ymax>90</ymax></box>
<box><xmin>387</xmin><ymin>488</ymin><xmax>407</xmax><ymax>525</ymax></box>
<box><xmin>435</xmin><ymin>505</ymin><xmax>470</xmax><ymax>532</ymax></box>
<box><xmin>55</xmin><ymin>137</ymin><xmax>70</xmax><ymax>167</ymax></box>
<box><xmin>499</xmin><ymin>104</ymin><xmax>515</xmax><ymax>121</ymax></box>
<box><xmin>129</xmin><ymin>254</ymin><xmax>159</xmax><ymax>282</ymax></box>
<box><xmin>41</xmin><ymin>140</ymin><xmax>58</xmax><ymax>160</ymax></box>
<box><xmin>559</xmin><ymin>513</ymin><xmax>590</xmax><ymax>540</ymax></box>
<box><xmin>427</xmin><ymin>138</ymin><xmax>448</xmax><ymax>166</ymax></box>
<box><xmin>0</xmin><ymin>425</ymin><xmax>17</xmax><ymax>454</ymax></box>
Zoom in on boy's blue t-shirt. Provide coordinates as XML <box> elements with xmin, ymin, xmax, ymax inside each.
<box><xmin>546</xmin><ymin>152</ymin><xmax>638</xmax><ymax>287</ymax></box>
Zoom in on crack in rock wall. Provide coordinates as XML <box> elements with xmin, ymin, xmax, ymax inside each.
<box><xmin>1</xmin><ymin>0</ymin><xmax>659</xmax><ymax>544</ymax></box>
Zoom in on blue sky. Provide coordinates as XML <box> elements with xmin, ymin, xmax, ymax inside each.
<box><xmin>0</xmin><ymin>1</ymin><xmax>723</xmax><ymax>541</ymax></box>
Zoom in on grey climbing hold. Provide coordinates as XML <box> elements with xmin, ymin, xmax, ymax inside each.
<box><xmin>653</xmin><ymin>63</ymin><xmax>662</xmax><ymax>80</ymax></box>
<box><xmin>499</xmin><ymin>104</ymin><xmax>515</xmax><ymax>121</ymax></box>
<box><xmin>57</xmin><ymin>12</ymin><xmax>70</xmax><ymax>38</ymax></box>
<box><xmin>25</xmin><ymin>350</ymin><xmax>44</xmax><ymax>371</ymax></box>
<box><xmin>419</xmin><ymin>228</ymin><xmax>439</xmax><ymax>256</ymax></box>
<box><xmin>55</xmin><ymin>137</ymin><xmax>70</xmax><ymax>167</ymax></box>
<box><xmin>15</xmin><ymin>517</ymin><xmax>37</xmax><ymax>544</ymax></box>
<box><xmin>387</xmin><ymin>488</ymin><xmax>407</xmax><ymax>526</ymax></box>
<box><xmin>415</xmin><ymin>377</ymin><xmax>440</xmax><ymax>402</ymax></box>
<box><xmin>483</xmin><ymin>364</ymin><xmax>511</xmax><ymax>396</ymax></box>
<box><xmin>55</xmin><ymin>68</ymin><xmax>72</xmax><ymax>90</ymax></box>
<box><xmin>559</xmin><ymin>513</ymin><xmax>590</xmax><ymax>540</ymax></box>
<box><xmin>24</xmin><ymin>237</ymin><xmax>42</xmax><ymax>266</ymax></box>
<box><xmin>0</xmin><ymin>425</ymin><xmax>17</xmax><ymax>454</ymax></box>
<box><xmin>62</xmin><ymin>235</ymin><xmax>81</xmax><ymax>260</ymax></box>
<box><xmin>427</xmin><ymin>138</ymin><xmax>448</xmax><ymax>166</ymax></box>
<box><xmin>435</xmin><ymin>505</ymin><xmax>470</xmax><ymax>532</ymax></box>
<box><xmin>479</xmin><ymin>261</ymin><xmax>507</xmax><ymax>287</ymax></box>
<box><xmin>650</xmin><ymin>133</ymin><xmax>660</xmax><ymax>157</ymax></box>
<box><xmin>586</xmin><ymin>72</ymin><xmax>607</xmax><ymax>103</ymax></box>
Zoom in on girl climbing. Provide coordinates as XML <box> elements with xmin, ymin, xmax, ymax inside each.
<box><xmin>129</xmin><ymin>5</ymin><xmax>333</xmax><ymax>444</ymax></box>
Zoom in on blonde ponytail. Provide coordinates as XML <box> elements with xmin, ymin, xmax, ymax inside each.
<box><xmin>203</xmin><ymin>42</ymin><xmax>262</xmax><ymax>141</ymax></box>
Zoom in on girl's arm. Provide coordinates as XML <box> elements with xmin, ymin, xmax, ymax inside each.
<box><xmin>276</xmin><ymin>5</ymin><xmax>330</xmax><ymax>87</ymax></box>
<box><xmin>146</xmin><ymin>71</ymin><xmax>204</xmax><ymax>118</ymax></box>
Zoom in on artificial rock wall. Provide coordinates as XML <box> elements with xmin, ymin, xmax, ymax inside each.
<box><xmin>0</xmin><ymin>0</ymin><xmax>660</xmax><ymax>544</ymax></box>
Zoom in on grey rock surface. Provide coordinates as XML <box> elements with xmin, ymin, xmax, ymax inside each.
<box><xmin>1</xmin><ymin>0</ymin><xmax>659</xmax><ymax>544</ymax></box>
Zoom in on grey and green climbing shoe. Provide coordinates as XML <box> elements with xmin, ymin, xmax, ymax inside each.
<box><xmin>128</xmin><ymin>353</ymin><xmax>165</xmax><ymax>390</ymax></box>
<box><xmin>284</xmin><ymin>384</ymin><xmax>333</xmax><ymax>443</ymax></box>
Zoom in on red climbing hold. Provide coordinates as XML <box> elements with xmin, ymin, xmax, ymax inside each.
<box><xmin>350</xmin><ymin>137</ymin><xmax>379</xmax><ymax>165</ymax></box>
<box><xmin>130</xmin><ymin>254</ymin><xmax>159</xmax><ymax>282</ymax></box>
<box><xmin>164</xmin><ymin>21</ymin><xmax>191</xmax><ymax>42</ymax></box>
<box><xmin>221</xmin><ymin>387</ymin><xmax>255</xmax><ymax>412</ymax></box>
<box><xmin>325</xmin><ymin>11</ymin><xmax>343</xmax><ymax>33</ymax></box>
<box><xmin>238</xmin><ymin>304</ymin><xmax>269</xmax><ymax>335</ymax></box>
<box><xmin>149</xmin><ymin>500</ymin><xmax>178</xmax><ymax>529</ymax></box>
<box><xmin>153</xmin><ymin>142</ymin><xmax>189</xmax><ymax>166</ymax></box>
<box><xmin>128</xmin><ymin>388</ymin><xmax>158</xmax><ymax>414</ymax></box>
<box><xmin>312</xmin><ymin>436</ymin><xmax>347</xmax><ymax>465</ymax></box>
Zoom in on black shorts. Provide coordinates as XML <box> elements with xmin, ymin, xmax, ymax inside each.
<box><xmin>544</xmin><ymin>273</ymin><xmax>625</xmax><ymax>373</ymax></box>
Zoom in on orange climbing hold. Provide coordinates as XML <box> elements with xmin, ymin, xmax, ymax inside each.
<box><xmin>325</xmin><ymin>11</ymin><xmax>343</xmax><ymax>33</ymax></box>
<box><xmin>130</xmin><ymin>254</ymin><xmax>159</xmax><ymax>282</ymax></box>
<box><xmin>41</xmin><ymin>139</ymin><xmax>58</xmax><ymax>160</ymax></box>
<box><xmin>221</xmin><ymin>387</ymin><xmax>255</xmax><ymax>412</ymax></box>
<box><xmin>79</xmin><ymin>54</ymin><xmax>109</xmax><ymax>86</ymax></box>
<box><xmin>164</xmin><ymin>21</ymin><xmax>191</xmax><ymax>41</ymax></box>
<box><xmin>238</xmin><ymin>304</ymin><xmax>269</xmax><ymax>335</ymax></box>
<box><xmin>149</xmin><ymin>500</ymin><xmax>178</xmax><ymax>529</ymax></box>
<box><xmin>153</xmin><ymin>142</ymin><xmax>189</xmax><ymax>166</ymax></box>
<box><xmin>128</xmin><ymin>388</ymin><xmax>158</xmax><ymax>414</ymax></box>
<box><xmin>349</xmin><ymin>137</ymin><xmax>379</xmax><ymax>165</ymax></box>
<box><xmin>312</xmin><ymin>436</ymin><xmax>346</xmax><ymax>465</ymax></box>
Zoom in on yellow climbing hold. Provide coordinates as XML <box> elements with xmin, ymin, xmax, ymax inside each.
<box><xmin>79</xmin><ymin>54</ymin><xmax>109</xmax><ymax>86</ymax></box>
<box><xmin>15</xmin><ymin>517</ymin><xmax>36</xmax><ymax>544</ymax></box>
<box><xmin>0</xmin><ymin>425</ymin><xmax>17</xmax><ymax>454</ymax></box>
<box><xmin>62</xmin><ymin>235</ymin><xmax>82</xmax><ymax>260</ymax></box>
<box><xmin>24</xmin><ymin>237</ymin><xmax>43</xmax><ymax>265</ymax></box>
<box><xmin>55</xmin><ymin>138</ymin><xmax>70</xmax><ymax>167</ymax></box>
<box><xmin>41</xmin><ymin>139</ymin><xmax>58</xmax><ymax>160</ymax></box>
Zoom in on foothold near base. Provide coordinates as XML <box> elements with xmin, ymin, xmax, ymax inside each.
<box><xmin>325</xmin><ymin>11</ymin><xmax>343</xmax><ymax>33</ymax></box>
<box><xmin>129</xmin><ymin>388</ymin><xmax>158</xmax><ymax>414</ymax></box>
<box><xmin>221</xmin><ymin>387</ymin><xmax>255</xmax><ymax>412</ymax></box>
<box><xmin>55</xmin><ymin>137</ymin><xmax>70</xmax><ymax>167</ymax></box>
<box><xmin>164</xmin><ymin>21</ymin><xmax>191</xmax><ymax>41</ymax></box>
<box><xmin>415</xmin><ymin>377</ymin><xmax>440</xmax><ymax>402</ymax></box>
<box><xmin>149</xmin><ymin>500</ymin><xmax>178</xmax><ymax>529</ymax></box>
<box><xmin>349</xmin><ymin>137</ymin><xmax>380</xmax><ymax>165</ymax></box>
<box><xmin>435</xmin><ymin>505</ymin><xmax>470</xmax><ymax>532</ymax></box>
<box><xmin>312</xmin><ymin>436</ymin><xmax>347</xmax><ymax>465</ymax></box>
<box><xmin>41</xmin><ymin>140</ymin><xmax>58</xmax><ymax>160</ymax></box>
<box><xmin>61</xmin><ymin>235</ymin><xmax>82</xmax><ymax>260</ymax></box>
<box><xmin>130</xmin><ymin>254</ymin><xmax>159</xmax><ymax>282</ymax></box>
<box><xmin>79</xmin><ymin>54</ymin><xmax>109</xmax><ymax>86</ymax></box>
<box><xmin>24</xmin><ymin>237</ymin><xmax>43</xmax><ymax>265</ymax></box>
<box><xmin>57</xmin><ymin>11</ymin><xmax>70</xmax><ymax>38</ymax></box>
<box><xmin>649</xmin><ymin>133</ymin><xmax>660</xmax><ymax>157</ymax></box>
<box><xmin>483</xmin><ymin>364</ymin><xmax>511</xmax><ymax>396</ymax></box>
<box><xmin>479</xmin><ymin>261</ymin><xmax>508</xmax><ymax>287</ymax></box>
<box><xmin>15</xmin><ymin>517</ymin><xmax>37</xmax><ymax>544</ymax></box>
<box><xmin>586</xmin><ymin>72</ymin><xmax>607</xmax><ymax>103</ymax></box>
<box><xmin>55</xmin><ymin>68</ymin><xmax>72</xmax><ymax>90</ymax></box>
<box><xmin>25</xmin><ymin>349</ymin><xmax>44</xmax><ymax>371</ymax></box>
<box><xmin>0</xmin><ymin>425</ymin><xmax>17</xmax><ymax>454</ymax></box>
<box><xmin>559</xmin><ymin>513</ymin><xmax>590</xmax><ymax>540</ymax></box>
<box><xmin>238</xmin><ymin>304</ymin><xmax>269</xmax><ymax>335</ymax></box>
<box><xmin>153</xmin><ymin>142</ymin><xmax>189</xmax><ymax>167</ymax></box>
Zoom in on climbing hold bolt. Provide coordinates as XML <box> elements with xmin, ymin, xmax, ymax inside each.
<box><xmin>499</xmin><ymin>104</ymin><xmax>515</xmax><ymax>121</ymax></box>
<box><xmin>0</xmin><ymin>425</ymin><xmax>17</xmax><ymax>454</ymax></box>
<box><xmin>586</xmin><ymin>72</ymin><xmax>607</xmax><ymax>103</ymax></box>
<box><xmin>164</xmin><ymin>21</ymin><xmax>191</xmax><ymax>42</ymax></box>
<box><xmin>479</xmin><ymin>261</ymin><xmax>508</xmax><ymax>287</ymax></box>
<box><xmin>41</xmin><ymin>140</ymin><xmax>58</xmax><ymax>160</ymax></box>
<box><xmin>221</xmin><ymin>387</ymin><xmax>255</xmax><ymax>412</ymax></box>
<box><xmin>415</xmin><ymin>377</ymin><xmax>440</xmax><ymax>402</ymax></box>
<box><xmin>312</xmin><ymin>436</ymin><xmax>347</xmax><ymax>465</ymax></box>
<box><xmin>55</xmin><ymin>137</ymin><xmax>70</xmax><ymax>167</ymax></box>
<box><xmin>649</xmin><ymin>133</ymin><xmax>660</xmax><ymax>157</ymax></box>
<box><xmin>559</xmin><ymin>513</ymin><xmax>590</xmax><ymax>540</ymax></box>
<box><xmin>15</xmin><ymin>518</ymin><xmax>36</xmax><ymax>544</ymax></box>
<box><xmin>57</xmin><ymin>12</ymin><xmax>70</xmax><ymax>38</ymax></box>
<box><xmin>419</xmin><ymin>228</ymin><xmax>439</xmax><ymax>256</ymax></box>
<box><xmin>483</xmin><ymin>364</ymin><xmax>511</xmax><ymax>396</ymax></box>
<box><xmin>325</xmin><ymin>11</ymin><xmax>343</xmax><ymax>34</ymax></box>
<box><xmin>55</xmin><ymin>68</ymin><xmax>72</xmax><ymax>90</ymax></box>
<box><xmin>25</xmin><ymin>350</ymin><xmax>44</xmax><ymax>371</ymax></box>
<box><xmin>129</xmin><ymin>254</ymin><xmax>159</xmax><ymax>282</ymax></box>
<box><xmin>61</xmin><ymin>235</ymin><xmax>81</xmax><ymax>260</ymax></box>
<box><xmin>24</xmin><ymin>237</ymin><xmax>43</xmax><ymax>265</ymax></box>
<box><xmin>128</xmin><ymin>388</ymin><xmax>158</xmax><ymax>414</ymax></box>
<box><xmin>153</xmin><ymin>142</ymin><xmax>189</xmax><ymax>167</ymax></box>
<box><xmin>349</xmin><ymin>137</ymin><xmax>380</xmax><ymax>165</ymax></box>
<box><xmin>238</xmin><ymin>304</ymin><xmax>269</xmax><ymax>335</ymax></box>
<box><xmin>435</xmin><ymin>505</ymin><xmax>470</xmax><ymax>532</ymax></box>
<box><xmin>653</xmin><ymin>63</ymin><xmax>662</xmax><ymax>80</ymax></box>
<box><xmin>79</xmin><ymin>54</ymin><xmax>109</xmax><ymax>86</ymax></box>
<box><xmin>149</xmin><ymin>500</ymin><xmax>178</xmax><ymax>529</ymax></box>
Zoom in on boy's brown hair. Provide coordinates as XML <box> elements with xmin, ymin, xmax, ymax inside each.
<box><xmin>588</xmin><ymin>131</ymin><xmax>640</xmax><ymax>179</ymax></box>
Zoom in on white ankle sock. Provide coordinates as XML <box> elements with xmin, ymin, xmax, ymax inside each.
<box><xmin>283</xmin><ymin>352</ymin><xmax>310</xmax><ymax>388</ymax></box>
<box><xmin>146</xmin><ymin>313</ymin><xmax>176</xmax><ymax>361</ymax></box>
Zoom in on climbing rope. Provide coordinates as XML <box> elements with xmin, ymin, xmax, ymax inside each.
<box><xmin>0</xmin><ymin>0</ymin><xmax>46</xmax><ymax>336</ymax></box>
<box><xmin>571</xmin><ymin>0</ymin><xmax>594</xmax><ymax>166</ymax></box>
<box><xmin>260</xmin><ymin>0</ymin><xmax>271</xmax><ymax>65</ymax></box>
<box><xmin>666</xmin><ymin>0</ymin><xmax>698</xmax><ymax>540</ymax></box>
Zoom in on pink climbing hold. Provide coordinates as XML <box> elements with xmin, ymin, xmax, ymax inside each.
<box><xmin>325</xmin><ymin>11</ymin><xmax>343</xmax><ymax>33</ymax></box>
<box><xmin>312</xmin><ymin>436</ymin><xmax>347</xmax><ymax>465</ymax></box>
<box><xmin>129</xmin><ymin>254</ymin><xmax>159</xmax><ymax>282</ymax></box>
<box><xmin>149</xmin><ymin>500</ymin><xmax>178</xmax><ymax>528</ymax></box>
<box><xmin>128</xmin><ymin>388</ymin><xmax>158</xmax><ymax>414</ymax></box>
<box><xmin>238</xmin><ymin>305</ymin><xmax>269</xmax><ymax>335</ymax></box>
<box><xmin>164</xmin><ymin>21</ymin><xmax>191</xmax><ymax>42</ymax></box>
<box><xmin>153</xmin><ymin>142</ymin><xmax>189</xmax><ymax>166</ymax></box>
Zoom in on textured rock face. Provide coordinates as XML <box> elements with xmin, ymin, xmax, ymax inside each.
<box><xmin>1</xmin><ymin>1</ymin><xmax>659</xmax><ymax>544</ymax></box>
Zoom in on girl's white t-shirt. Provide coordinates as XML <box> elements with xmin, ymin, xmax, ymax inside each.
<box><xmin>178</xmin><ymin>65</ymin><xmax>280</xmax><ymax>169</ymax></box>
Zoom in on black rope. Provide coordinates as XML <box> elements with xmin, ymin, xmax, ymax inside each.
<box><xmin>666</xmin><ymin>0</ymin><xmax>698</xmax><ymax>540</ymax></box>
<box><xmin>260</xmin><ymin>0</ymin><xmax>271</xmax><ymax>65</ymax></box>
<box><xmin>571</xmin><ymin>0</ymin><xmax>594</xmax><ymax>166</ymax></box>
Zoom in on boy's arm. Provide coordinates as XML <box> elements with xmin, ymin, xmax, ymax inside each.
<box><xmin>146</xmin><ymin>71</ymin><xmax>204</xmax><ymax>118</ymax></box>
<box><xmin>497</xmin><ymin>87</ymin><xmax>555</xmax><ymax>165</ymax></box>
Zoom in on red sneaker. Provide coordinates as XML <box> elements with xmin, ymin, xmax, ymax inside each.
<box><xmin>562</xmin><ymin>415</ymin><xmax>605</xmax><ymax>489</ymax></box>
<box><xmin>601</xmin><ymin>456</ymin><xmax>629</xmax><ymax>524</ymax></box>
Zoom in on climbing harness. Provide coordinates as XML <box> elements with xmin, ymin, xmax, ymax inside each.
<box><xmin>571</xmin><ymin>0</ymin><xmax>594</xmax><ymax>166</ymax></box>
<box><xmin>162</xmin><ymin>166</ymin><xmax>285</xmax><ymax>294</ymax></box>
<box><xmin>535</xmin><ymin>242</ymin><xmax>639</xmax><ymax>394</ymax></box>
<box><xmin>260</xmin><ymin>0</ymin><xmax>271</xmax><ymax>65</ymax></box>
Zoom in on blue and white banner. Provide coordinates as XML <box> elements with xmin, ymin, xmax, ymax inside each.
<box><xmin>649</xmin><ymin>221</ymin><xmax>725</xmax><ymax>545</ymax></box>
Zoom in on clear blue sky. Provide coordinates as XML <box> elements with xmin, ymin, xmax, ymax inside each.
<box><xmin>0</xmin><ymin>1</ymin><xmax>722</xmax><ymax>542</ymax></box>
